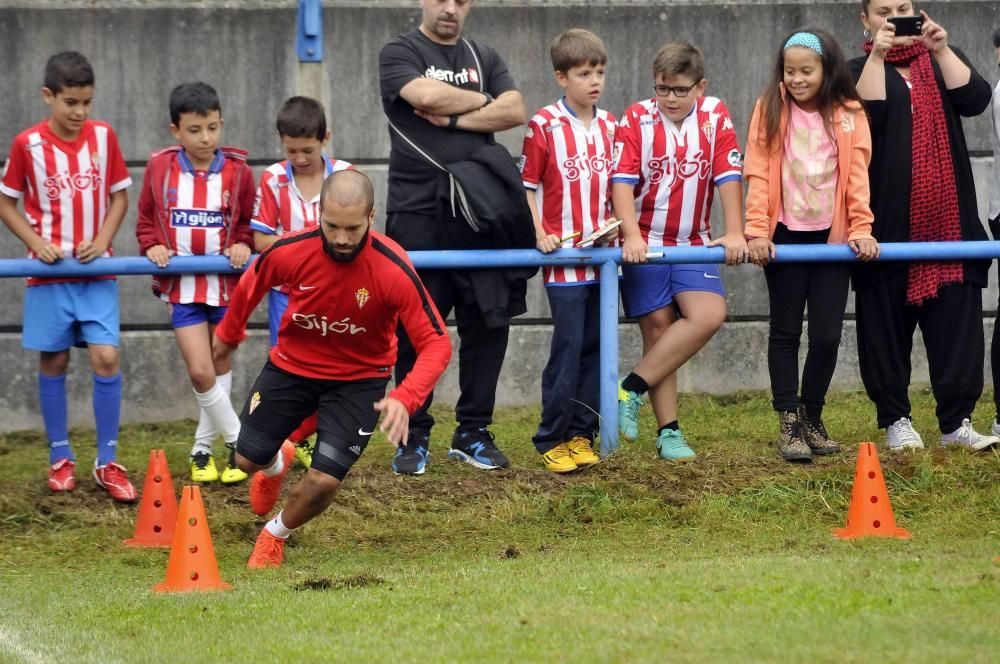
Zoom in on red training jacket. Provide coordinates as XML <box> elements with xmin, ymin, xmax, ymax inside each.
<box><xmin>215</xmin><ymin>227</ymin><xmax>452</xmax><ymax>414</ymax></box>
<box><xmin>135</xmin><ymin>145</ymin><xmax>255</xmax><ymax>303</ymax></box>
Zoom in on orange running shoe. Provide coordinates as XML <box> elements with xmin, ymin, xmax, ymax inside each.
<box><xmin>247</xmin><ymin>529</ymin><xmax>286</xmax><ymax>569</ymax></box>
<box><xmin>93</xmin><ymin>461</ymin><xmax>138</xmax><ymax>503</ymax></box>
<box><xmin>48</xmin><ymin>458</ymin><xmax>76</xmax><ymax>492</ymax></box>
<box><xmin>249</xmin><ymin>441</ymin><xmax>295</xmax><ymax>516</ymax></box>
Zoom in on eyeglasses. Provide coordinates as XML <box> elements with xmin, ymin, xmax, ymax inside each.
<box><xmin>653</xmin><ymin>83</ymin><xmax>698</xmax><ymax>98</ymax></box>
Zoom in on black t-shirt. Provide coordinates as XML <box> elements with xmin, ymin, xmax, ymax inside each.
<box><xmin>379</xmin><ymin>28</ymin><xmax>518</xmax><ymax>215</ymax></box>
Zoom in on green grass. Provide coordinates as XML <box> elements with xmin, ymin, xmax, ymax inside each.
<box><xmin>2</xmin><ymin>389</ymin><xmax>1000</xmax><ymax>662</ymax></box>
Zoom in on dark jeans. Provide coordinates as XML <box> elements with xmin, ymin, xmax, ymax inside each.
<box><xmin>856</xmin><ymin>275</ymin><xmax>984</xmax><ymax>432</ymax></box>
<box><xmin>764</xmin><ymin>224</ymin><xmax>851</xmax><ymax>415</ymax></box>
<box><xmin>387</xmin><ymin>212</ymin><xmax>509</xmax><ymax>436</ymax></box>
<box><xmin>532</xmin><ymin>284</ymin><xmax>600</xmax><ymax>453</ymax></box>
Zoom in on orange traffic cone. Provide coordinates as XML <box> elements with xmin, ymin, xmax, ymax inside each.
<box><xmin>124</xmin><ymin>449</ymin><xmax>178</xmax><ymax>548</ymax></box>
<box><xmin>834</xmin><ymin>442</ymin><xmax>911</xmax><ymax>539</ymax></box>
<box><xmin>154</xmin><ymin>485</ymin><xmax>232</xmax><ymax>592</ymax></box>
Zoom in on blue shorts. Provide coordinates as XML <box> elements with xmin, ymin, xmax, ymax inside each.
<box><xmin>267</xmin><ymin>290</ymin><xmax>289</xmax><ymax>347</ymax></box>
<box><xmin>169</xmin><ymin>302</ymin><xmax>228</xmax><ymax>329</ymax></box>
<box><xmin>22</xmin><ymin>281</ymin><xmax>120</xmax><ymax>351</ymax></box>
<box><xmin>619</xmin><ymin>263</ymin><xmax>725</xmax><ymax>318</ymax></box>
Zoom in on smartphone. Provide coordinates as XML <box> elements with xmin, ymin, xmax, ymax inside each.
<box><xmin>888</xmin><ymin>15</ymin><xmax>924</xmax><ymax>37</ymax></box>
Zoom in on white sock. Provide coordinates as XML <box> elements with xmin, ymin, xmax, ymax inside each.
<box><xmin>193</xmin><ymin>381</ymin><xmax>241</xmax><ymax>446</ymax></box>
<box><xmin>191</xmin><ymin>404</ymin><xmax>216</xmax><ymax>456</ymax></box>
<box><xmin>262</xmin><ymin>448</ymin><xmax>285</xmax><ymax>477</ymax></box>
<box><xmin>217</xmin><ymin>371</ymin><xmax>233</xmax><ymax>397</ymax></box>
<box><xmin>264</xmin><ymin>510</ymin><xmax>292</xmax><ymax>539</ymax></box>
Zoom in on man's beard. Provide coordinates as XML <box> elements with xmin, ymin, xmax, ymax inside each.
<box><xmin>322</xmin><ymin>227</ymin><xmax>369</xmax><ymax>263</ymax></box>
<box><xmin>431</xmin><ymin>17</ymin><xmax>460</xmax><ymax>39</ymax></box>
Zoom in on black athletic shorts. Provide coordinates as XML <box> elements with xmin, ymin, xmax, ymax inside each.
<box><xmin>237</xmin><ymin>361</ymin><xmax>388</xmax><ymax>481</ymax></box>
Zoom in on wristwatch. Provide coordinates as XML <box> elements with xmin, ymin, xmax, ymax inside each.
<box><xmin>481</xmin><ymin>92</ymin><xmax>494</xmax><ymax>108</ymax></box>
<box><xmin>448</xmin><ymin>114</ymin><xmax>459</xmax><ymax>130</ymax></box>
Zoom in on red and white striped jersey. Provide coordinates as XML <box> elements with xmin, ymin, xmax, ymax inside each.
<box><xmin>520</xmin><ymin>99</ymin><xmax>616</xmax><ymax>285</ymax></box>
<box><xmin>160</xmin><ymin>150</ymin><xmax>240</xmax><ymax>305</ymax></box>
<box><xmin>0</xmin><ymin>119</ymin><xmax>131</xmax><ymax>284</ymax></box>
<box><xmin>251</xmin><ymin>156</ymin><xmax>354</xmax><ymax>237</ymax></box>
<box><xmin>611</xmin><ymin>97</ymin><xmax>742</xmax><ymax>247</ymax></box>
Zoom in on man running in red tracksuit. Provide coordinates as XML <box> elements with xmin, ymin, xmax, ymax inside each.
<box><xmin>213</xmin><ymin>169</ymin><xmax>452</xmax><ymax>568</ymax></box>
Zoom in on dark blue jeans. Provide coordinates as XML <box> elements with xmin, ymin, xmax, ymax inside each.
<box><xmin>532</xmin><ymin>284</ymin><xmax>600</xmax><ymax>453</ymax></box>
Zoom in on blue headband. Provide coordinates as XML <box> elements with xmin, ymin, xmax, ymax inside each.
<box><xmin>784</xmin><ymin>32</ymin><xmax>823</xmax><ymax>55</ymax></box>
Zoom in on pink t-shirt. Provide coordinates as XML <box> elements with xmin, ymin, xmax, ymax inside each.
<box><xmin>779</xmin><ymin>103</ymin><xmax>838</xmax><ymax>231</ymax></box>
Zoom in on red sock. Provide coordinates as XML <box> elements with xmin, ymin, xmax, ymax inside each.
<box><xmin>289</xmin><ymin>412</ymin><xmax>318</xmax><ymax>443</ymax></box>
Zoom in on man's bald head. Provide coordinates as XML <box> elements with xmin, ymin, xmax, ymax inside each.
<box><xmin>320</xmin><ymin>169</ymin><xmax>375</xmax><ymax>216</ymax></box>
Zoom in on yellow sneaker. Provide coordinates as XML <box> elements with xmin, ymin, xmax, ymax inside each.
<box><xmin>540</xmin><ymin>443</ymin><xmax>578</xmax><ymax>473</ymax></box>
<box><xmin>190</xmin><ymin>452</ymin><xmax>219</xmax><ymax>483</ymax></box>
<box><xmin>220</xmin><ymin>444</ymin><xmax>248</xmax><ymax>485</ymax></box>
<box><xmin>293</xmin><ymin>439</ymin><xmax>314</xmax><ymax>469</ymax></box>
<box><xmin>565</xmin><ymin>436</ymin><xmax>600</xmax><ymax>466</ymax></box>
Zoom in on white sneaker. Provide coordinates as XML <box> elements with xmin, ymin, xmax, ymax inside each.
<box><xmin>992</xmin><ymin>418</ymin><xmax>1000</xmax><ymax>438</ymax></box>
<box><xmin>886</xmin><ymin>417</ymin><xmax>924</xmax><ymax>452</ymax></box>
<box><xmin>940</xmin><ymin>418</ymin><xmax>1000</xmax><ymax>452</ymax></box>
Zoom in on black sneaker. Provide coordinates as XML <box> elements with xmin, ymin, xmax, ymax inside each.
<box><xmin>392</xmin><ymin>431</ymin><xmax>430</xmax><ymax>476</ymax></box>
<box><xmin>448</xmin><ymin>428</ymin><xmax>510</xmax><ymax>470</ymax></box>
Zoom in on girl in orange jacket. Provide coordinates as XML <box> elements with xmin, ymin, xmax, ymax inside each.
<box><xmin>743</xmin><ymin>28</ymin><xmax>879</xmax><ymax>463</ymax></box>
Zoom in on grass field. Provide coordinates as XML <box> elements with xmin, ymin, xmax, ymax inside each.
<box><xmin>2</xmin><ymin>389</ymin><xmax>1000</xmax><ymax>663</ymax></box>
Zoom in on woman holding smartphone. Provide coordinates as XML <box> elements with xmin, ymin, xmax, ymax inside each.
<box><xmin>850</xmin><ymin>1</ymin><xmax>995</xmax><ymax>452</ymax></box>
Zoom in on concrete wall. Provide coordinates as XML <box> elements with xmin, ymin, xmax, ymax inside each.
<box><xmin>1</xmin><ymin>1</ymin><xmax>998</xmax><ymax>430</ymax></box>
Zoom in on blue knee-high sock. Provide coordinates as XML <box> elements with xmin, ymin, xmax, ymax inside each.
<box><xmin>93</xmin><ymin>373</ymin><xmax>122</xmax><ymax>466</ymax></box>
<box><xmin>39</xmin><ymin>373</ymin><xmax>73</xmax><ymax>465</ymax></box>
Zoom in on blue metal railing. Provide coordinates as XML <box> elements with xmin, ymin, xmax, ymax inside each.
<box><xmin>3</xmin><ymin>241</ymin><xmax>1000</xmax><ymax>456</ymax></box>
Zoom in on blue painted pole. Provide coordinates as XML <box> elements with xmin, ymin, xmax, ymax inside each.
<box><xmin>599</xmin><ymin>259</ymin><xmax>619</xmax><ymax>457</ymax></box>
<box><xmin>5</xmin><ymin>241</ymin><xmax>1000</xmax><ymax>278</ymax></box>
<box><xmin>296</xmin><ymin>0</ymin><xmax>323</xmax><ymax>62</ymax></box>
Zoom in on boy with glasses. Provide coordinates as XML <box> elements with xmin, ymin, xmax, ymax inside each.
<box><xmin>611</xmin><ymin>41</ymin><xmax>747</xmax><ymax>461</ymax></box>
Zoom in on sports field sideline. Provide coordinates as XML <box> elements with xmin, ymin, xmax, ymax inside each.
<box><xmin>2</xmin><ymin>390</ymin><xmax>999</xmax><ymax>662</ymax></box>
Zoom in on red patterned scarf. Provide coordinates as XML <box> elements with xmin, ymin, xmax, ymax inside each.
<box><xmin>864</xmin><ymin>40</ymin><xmax>963</xmax><ymax>304</ymax></box>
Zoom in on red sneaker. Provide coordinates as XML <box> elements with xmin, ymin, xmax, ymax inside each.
<box><xmin>93</xmin><ymin>461</ymin><xmax>138</xmax><ymax>503</ymax></box>
<box><xmin>48</xmin><ymin>458</ymin><xmax>76</xmax><ymax>492</ymax></box>
<box><xmin>247</xmin><ymin>529</ymin><xmax>286</xmax><ymax>569</ymax></box>
<box><xmin>249</xmin><ymin>441</ymin><xmax>295</xmax><ymax>516</ymax></box>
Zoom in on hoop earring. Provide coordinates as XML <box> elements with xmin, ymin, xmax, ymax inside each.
<box><xmin>863</xmin><ymin>27</ymin><xmax>872</xmax><ymax>43</ymax></box>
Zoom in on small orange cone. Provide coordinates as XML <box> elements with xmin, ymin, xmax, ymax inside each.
<box><xmin>154</xmin><ymin>485</ymin><xmax>232</xmax><ymax>592</ymax></box>
<box><xmin>124</xmin><ymin>449</ymin><xmax>178</xmax><ymax>548</ymax></box>
<box><xmin>834</xmin><ymin>442</ymin><xmax>911</xmax><ymax>539</ymax></box>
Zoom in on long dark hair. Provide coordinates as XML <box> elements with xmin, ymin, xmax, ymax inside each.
<box><xmin>757</xmin><ymin>28</ymin><xmax>863</xmax><ymax>150</ymax></box>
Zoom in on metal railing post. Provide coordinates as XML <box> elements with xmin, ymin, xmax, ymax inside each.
<box><xmin>598</xmin><ymin>259</ymin><xmax>619</xmax><ymax>457</ymax></box>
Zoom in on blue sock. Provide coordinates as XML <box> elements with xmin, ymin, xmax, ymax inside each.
<box><xmin>93</xmin><ymin>373</ymin><xmax>122</xmax><ymax>466</ymax></box>
<box><xmin>39</xmin><ymin>373</ymin><xmax>73</xmax><ymax>465</ymax></box>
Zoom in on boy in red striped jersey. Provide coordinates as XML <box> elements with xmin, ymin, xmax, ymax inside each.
<box><xmin>136</xmin><ymin>82</ymin><xmax>255</xmax><ymax>484</ymax></box>
<box><xmin>520</xmin><ymin>29</ymin><xmax>615</xmax><ymax>472</ymax></box>
<box><xmin>251</xmin><ymin>97</ymin><xmax>354</xmax><ymax>469</ymax></box>
<box><xmin>611</xmin><ymin>42</ymin><xmax>748</xmax><ymax>462</ymax></box>
<box><xmin>0</xmin><ymin>52</ymin><xmax>136</xmax><ymax>501</ymax></box>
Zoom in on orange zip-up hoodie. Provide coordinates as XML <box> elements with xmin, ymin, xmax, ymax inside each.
<box><xmin>743</xmin><ymin>87</ymin><xmax>874</xmax><ymax>244</ymax></box>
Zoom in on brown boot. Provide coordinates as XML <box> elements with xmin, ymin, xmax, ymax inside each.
<box><xmin>777</xmin><ymin>410</ymin><xmax>812</xmax><ymax>462</ymax></box>
<box><xmin>797</xmin><ymin>406</ymin><xmax>841</xmax><ymax>455</ymax></box>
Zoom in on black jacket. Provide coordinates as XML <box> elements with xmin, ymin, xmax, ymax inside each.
<box><xmin>848</xmin><ymin>46</ymin><xmax>992</xmax><ymax>289</ymax></box>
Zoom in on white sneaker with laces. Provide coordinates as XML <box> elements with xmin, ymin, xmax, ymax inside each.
<box><xmin>886</xmin><ymin>417</ymin><xmax>924</xmax><ymax>452</ymax></box>
<box><xmin>940</xmin><ymin>418</ymin><xmax>1000</xmax><ymax>452</ymax></box>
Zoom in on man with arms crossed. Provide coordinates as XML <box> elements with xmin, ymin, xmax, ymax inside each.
<box><xmin>379</xmin><ymin>0</ymin><xmax>527</xmax><ymax>474</ymax></box>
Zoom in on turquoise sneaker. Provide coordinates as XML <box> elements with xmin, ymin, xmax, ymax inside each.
<box><xmin>657</xmin><ymin>428</ymin><xmax>695</xmax><ymax>461</ymax></box>
<box><xmin>618</xmin><ymin>379</ymin><xmax>644</xmax><ymax>442</ymax></box>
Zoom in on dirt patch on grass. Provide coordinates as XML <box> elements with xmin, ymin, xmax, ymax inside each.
<box><xmin>295</xmin><ymin>574</ymin><xmax>385</xmax><ymax>591</ymax></box>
